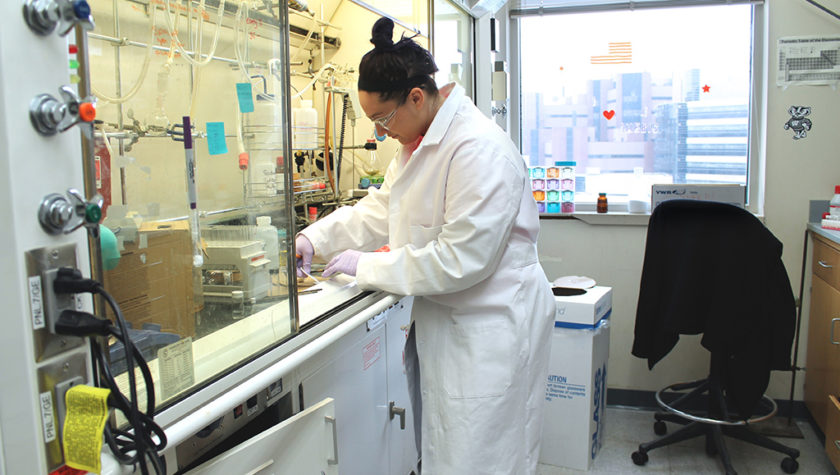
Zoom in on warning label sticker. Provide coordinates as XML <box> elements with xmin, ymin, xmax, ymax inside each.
<box><xmin>545</xmin><ymin>374</ymin><xmax>586</xmax><ymax>402</ymax></box>
<box><xmin>363</xmin><ymin>337</ymin><xmax>381</xmax><ymax>370</ymax></box>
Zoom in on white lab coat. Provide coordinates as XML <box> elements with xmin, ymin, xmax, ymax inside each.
<box><xmin>301</xmin><ymin>84</ymin><xmax>555</xmax><ymax>474</ymax></box>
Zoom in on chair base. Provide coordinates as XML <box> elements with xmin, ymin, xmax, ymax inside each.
<box><xmin>631</xmin><ymin>419</ymin><xmax>800</xmax><ymax>474</ymax></box>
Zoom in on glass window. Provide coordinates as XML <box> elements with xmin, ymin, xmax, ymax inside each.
<box><xmin>433</xmin><ymin>0</ymin><xmax>474</xmax><ymax>98</ymax></box>
<box><xmin>87</xmin><ymin>0</ymin><xmax>375</xmax><ymax>415</ymax></box>
<box><xmin>518</xmin><ymin>4</ymin><xmax>754</xmax><ymax>207</ymax></box>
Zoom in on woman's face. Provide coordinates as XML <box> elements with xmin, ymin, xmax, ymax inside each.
<box><xmin>359</xmin><ymin>88</ymin><xmax>429</xmax><ymax>145</ymax></box>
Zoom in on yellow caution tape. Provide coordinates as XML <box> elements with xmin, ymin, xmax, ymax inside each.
<box><xmin>62</xmin><ymin>385</ymin><xmax>110</xmax><ymax>474</ymax></box>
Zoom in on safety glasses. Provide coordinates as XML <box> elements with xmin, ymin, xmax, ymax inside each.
<box><xmin>373</xmin><ymin>104</ymin><xmax>400</xmax><ymax>131</ymax></box>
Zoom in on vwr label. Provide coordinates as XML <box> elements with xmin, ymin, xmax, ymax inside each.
<box><xmin>545</xmin><ymin>374</ymin><xmax>586</xmax><ymax>401</ymax></box>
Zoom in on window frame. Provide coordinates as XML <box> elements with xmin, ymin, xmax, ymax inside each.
<box><xmin>508</xmin><ymin>2</ymin><xmax>766</xmax><ymax>215</ymax></box>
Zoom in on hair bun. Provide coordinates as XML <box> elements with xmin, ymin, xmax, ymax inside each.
<box><xmin>370</xmin><ymin>17</ymin><xmax>395</xmax><ymax>51</ymax></box>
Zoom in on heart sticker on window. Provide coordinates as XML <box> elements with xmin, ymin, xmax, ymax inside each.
<box><xmin>603</xmin><ymin>110</ymin><xmax>615</xmax><ymax>120</ymax></box>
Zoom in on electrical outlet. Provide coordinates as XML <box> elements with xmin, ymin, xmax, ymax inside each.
<box><xmin>25</xmin><ymin>244</ymin><xmax>85</xmax><ymax>361</ymax></box>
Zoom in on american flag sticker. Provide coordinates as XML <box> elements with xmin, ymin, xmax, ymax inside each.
<box><xmin>590</xmin><ymin>42</ymin><xmax>632</xmax><ymax>64</ymax></box>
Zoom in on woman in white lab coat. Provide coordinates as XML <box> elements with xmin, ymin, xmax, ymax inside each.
<box><xmin>296</xmin><ymin>18</ymin><xmax>555</xmax><ymax>474</ymax></box>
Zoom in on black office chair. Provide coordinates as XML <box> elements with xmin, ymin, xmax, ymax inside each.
<box><xmin>630</xmin><ymin>200</ymin><xmax>800</xmax><ymax>475</ymax></box>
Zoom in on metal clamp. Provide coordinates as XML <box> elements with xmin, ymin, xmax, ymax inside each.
<box><xmin>819</xmin><ymin>260</ymin><xmax>834</xmax><ymax>269</ymax></box>
<box><xmin>30</xmin><ymin>86</ymin><xmax>96</xmax><ymax>136</ymax></box>
<box><xmin>831</xmin><ymin>318</ymin><xmax>840</xmax><ymax>345</ymax></box>
<box><xmin>389</xmin><ymin>401</ymin><xmax>406</xmax><ymax>430</ymax></box>
<box><xmin>325</xmin><ymin>416</ymin><xmax>338</xmax><ymax>465</ymax></box>
<box><xmin>23</xmin><ymin>0</ymin><xmax>95</xmax><ymax>36</ymax></box>
<box><xmin>38</xmin><ymin>188</ymin><xmax>103</xmax><ymax>237</ymax></box>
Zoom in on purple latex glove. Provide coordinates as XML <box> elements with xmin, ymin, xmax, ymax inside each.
<box><xmin>295</xmin><ymin>234</ymin><xmax>314</xmax><ymax>278</ymax></box>
<box><xmin>323</xmin><ymin>249</ymin><xmax>363</xmax><ymax>277</ymax></box>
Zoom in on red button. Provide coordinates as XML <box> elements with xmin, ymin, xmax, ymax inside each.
<box><xmin>69</xmin><ymin>45</ymin><xmax>78</xmax><ymax>54</ymax></box>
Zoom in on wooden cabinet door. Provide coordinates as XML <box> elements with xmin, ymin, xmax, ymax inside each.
<box><xmin>805</xmin><ymin>276</ymin><xmax>840</xmax><ymax>431</ymax></box>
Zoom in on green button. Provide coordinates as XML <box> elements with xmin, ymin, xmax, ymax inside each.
<box><xmin>85</xmin><ymin>204</ymin><xmax>102</xmax><ymax>223</ymax></box>
<box><xmin>69</xmin><ymin>59</ymin><xmax>79</xmax><ymax>69</ymax></box>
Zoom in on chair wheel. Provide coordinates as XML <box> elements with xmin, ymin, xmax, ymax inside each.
<box><xmin>631</xmin><ymin>450</ymin><xmax>649</xmax><ymax>466</ymax></box>
<box><xmin>781</xmin><ymin>457</ymin><xmax>799</xmax><ymax>474</ymax></box>
<box><xmin>653</xmin><ymin>420</ymin><xmax>667</xmax><ymax>435</ymax></box>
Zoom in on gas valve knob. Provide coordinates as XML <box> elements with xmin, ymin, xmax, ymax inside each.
<box><xmin>30</xmin><ymin>85</ymin><xmax>96</xmax><ymax>136</ymax></box>
<box><xmin>23</xmin><ymin>0</ymin><xmax>94</xmax><ymax>36</ymax></box>
<box><xmin>38</xmin><ymin>188</ymin><xmax>103</xmax><ymax>236</ymax></box>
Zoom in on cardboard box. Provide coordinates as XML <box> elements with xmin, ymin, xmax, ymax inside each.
<box><xmin>554</xmin><ymin>286</ymin><xmax>612</xmax><ymax>326</ymax></box>
<box><xmin>540</xmin><ymin>288</ymin><xmax>612</xmax><ymax>471</ymax></box>
<box><xmin>651</xmin><ymin>184</ymin><xmax>745</xmax><ymax>210</ymax></box>
<box><xmin>104</xmin><ymin>221</ymin><xmax>196</xmax><ymax>338</ymax></box>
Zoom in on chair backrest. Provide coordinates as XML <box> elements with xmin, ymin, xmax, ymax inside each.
<box><xmin>631</xmin><ymin>199</ymin><xmax>796</xmax><ymax>417</ymax></box>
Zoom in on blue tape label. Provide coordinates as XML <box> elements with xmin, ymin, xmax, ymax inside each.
<box><xmin>206</xmin><ymin>122</ymin><xmax>228</xmax><ymax>155</ymax></box>
<box><xmin>236</xmin><ymin>83</ymin><xmax>255</xmax><ymax>113</ymax></box>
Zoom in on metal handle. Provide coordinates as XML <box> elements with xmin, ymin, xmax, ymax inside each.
<box><xmin>30</xmin><ymin>86</ymin><xmax>96</xmax><ymax>136</ymax></box>
<box><xmin>24</xmin><ymin>0</ymin><xmax>95</xmax><ymax>36</ymax></box>
<box><xmin>389</xmin><ymin>401</ymin><xmax>406</xmax><ymax>430</ymax></box>
<box><xmin>325</xmin><ymin>416</ymin><xmax>338</xmax><ymax>465</ymax></box>
<box><xmin>831</xmin><ymin>318</ymin><xmax>840</xmax><ymax>345</ymax></box>
<box><xmin>819</xmin><ymin>260</ymin><xmax>834</xmax><ymax>269</ymax></box>
<box><xmin>38</xmin><ymin>188</ymin><xmax>102</xmax><ymax>237</ymax></box>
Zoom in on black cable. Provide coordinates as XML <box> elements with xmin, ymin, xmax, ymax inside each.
<box><xmin>97</xmin><ymin>285</ymin><xmax>148</xmax><ymax>474</ymax></box>
<box><xmin>805</xmin><ymin>0</ymin><xmax>840</xmax><ymax>21</ymax></box>
<box><xmin>337</xmin><ymin>93</ymin><xmax>350</xmax><ymax>197</ymax></box>
<box><xmin>53</xmin><ymin>269</ymin><xmax>166</xmax><ymax>474</ymax></box>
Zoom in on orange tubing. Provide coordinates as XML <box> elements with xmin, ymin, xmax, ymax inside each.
<box><xmin>324</xmin><ymin>91</ymin><xmax>336</xmax><ymax>194</ymax></box>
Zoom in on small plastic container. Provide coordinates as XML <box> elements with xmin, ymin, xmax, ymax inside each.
<box><xmin>533</xmin><ymin>190</ymin><xmax>546</xmax><ymax>201</ymax></box>
<box><xmin>532</xmin><ymin>179</ymin><xmax>546</xmax><ymax>191</ymax></box>
<box><xmin>547</xmin><ymin>179</ymin><xmax>560</xmax><ymax>190</ymax></box>
<box><xmin>561</xmin><ymin>202</ymin><xmax>575</xmax><ymax>213</ymax></box>
<box><xmin>561</xmin><ymin>190</ymin><xmax>574</xmax><ymax>202</ymax></box>
<box><xmin>831</xmin><ymin>185</ymin><xmax>840</xmax><ymax>217</ymax></box>
<box><xmin>557</xmin><ymin>161</ymin><xmax>576</xmax><ymax>180</ymax></box>
<box><xmin>561</xmin><ymin>178</ymin><xmax>574</xmax><ymax>191</ymax></box>
<box><xmin>531</xmin><ymin>167</ymin><xmax>546</xmax><ymax>179</ymax></box>
<box><xmin>547</xmin><ymin>202</ymin><xmax>561</xmax><ymax>214</ymax></box>
<box><xmin>547</xmin><ymin>190</ymin><xmax>560</xmax><ymax>202</ymax></box>
<box><xmin>546</xmin><ymin>167</ymin><xmax>560</xmax><ymax>178</ymax></box>
<box><xmin>536</xmin><ymin>201</ymin><xmax>547</xmax><ymax>213</ymax></box>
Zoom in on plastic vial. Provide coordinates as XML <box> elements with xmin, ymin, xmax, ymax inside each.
<box><xmin>597</xmin><ymin>193</ymin><xmax>608</xmax><ymax>213</ymax></box>
<box><xmin>831</xmin><ymin>186</ymin><xmax>840</xmax><ymax>218</ymax></box>
<box><xmin>308</xmin><ymin>206</ymin><xmax>318</xmax><ymax>222</ymax></box>
<box><xmin>232</xmin><ymin>290</ymin><xmax>245</xmax><ymax>319</ymax></box>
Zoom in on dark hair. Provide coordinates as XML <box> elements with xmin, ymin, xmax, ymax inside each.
<box><xmin>358</xmin><ymin>17</ymin><xmax>439</xmax><ymax>103</ymax></box>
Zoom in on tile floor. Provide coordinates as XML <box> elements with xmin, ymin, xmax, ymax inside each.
<box><xmin>537</xmin><ymin>407</ymin><xmax>837</xmax><ymax>475</ymax></box>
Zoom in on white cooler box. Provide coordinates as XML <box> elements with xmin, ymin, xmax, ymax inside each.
<box><xmin>540</xmin><ymin>286</ymin><xmax>612</xmax><ymax>471</ymax></box>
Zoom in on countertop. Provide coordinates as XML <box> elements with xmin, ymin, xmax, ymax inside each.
<box><xmin>808</xmin><ymin>222</ymin><xmax>840</xmax><ymax>245</ymax></box>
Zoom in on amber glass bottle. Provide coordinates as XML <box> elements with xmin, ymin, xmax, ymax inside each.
<box><xmin>597</xmin><ymin>193</ymin><xmax>608</xmax><ymax>213</ymax></box>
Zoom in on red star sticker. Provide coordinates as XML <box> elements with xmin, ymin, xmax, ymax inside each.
<box><xmin>702</xmin><ymin>85</ymin><xmax>711</xmax><ymax>93</ymax></box>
